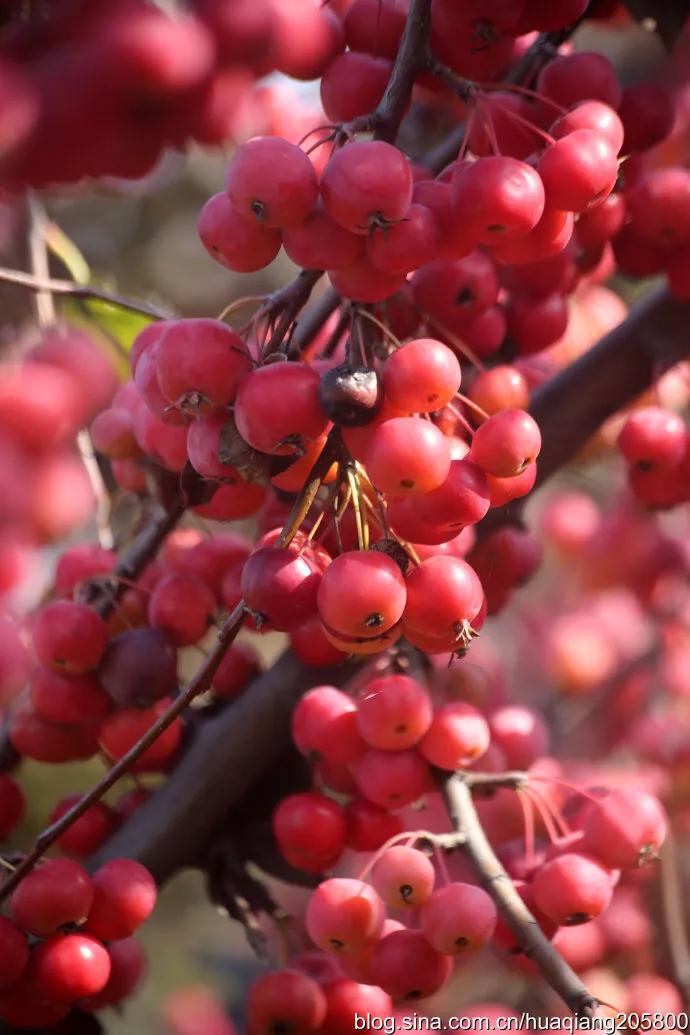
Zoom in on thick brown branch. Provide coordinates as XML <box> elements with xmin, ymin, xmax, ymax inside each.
<box><xmin>91</xmin><ymin>651</ymin><xmax>357</xmax><ymax>881</ymax></box>
<box><xmin>260</xmin><ymin>269</ymin><xmax>323</xmax><ymax>356</ymax></box>
<box><xmin>530</xmin><ymin>287</ymin><xmax>690</xmax><ymax>488</ymax></box>
<box><xmin>442</xmin><ymin>773</ymin><xmax>599</xmax><ymax>1019</ymax></box>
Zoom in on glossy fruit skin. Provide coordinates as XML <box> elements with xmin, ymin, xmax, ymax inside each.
<box><xmin>273</xmin><ymin>792</ymin><xmax>347</xmax><ymax>873</ymax></box>
<box><xmin>0</xmin><ymin>917</ymin><xmax>29</xmax><ymax>989</ymax></box>
<box><xmin>356</xmin><ymin>674</ymin><xmax>433</xmax><ymax>750</ymax></box>
<box><xmin>247</xmin><ymin>969</ymin><xmax>327</xmax><ymax>1035</ymax></box>
<box><xmin>421</xmin><ymin>882</ymin><xmax>498</xmax><ymax>953</ymax></box>
<box><xmin>283</xmin><ymin>202</ymin><xmax>364</xmax><ymax>270</ymax></box>
<box><xmin>241</xmin><ymin>544</ymin><xmax>322</xmax><ymax>632</ymax></box>
<box><xmin>305</xmin><ymin>877</ymin><xmax>385</xmax><ymax>954</ymax></box>
<box><xmin>580</xmin><ymin>789</ymin><xmax>668</xmax><ymax>869</ymax></box>
<box><xmin>323</xmin><ymin>979</ymin><xmax>394</xmax><ymax>1035</ymax></box>
<box><xmin>617</xmin><ymin>406</ymin><xmax>686</xmax><ymax>470</ymax></box>
<box><xmin>369</xmin><ymin>929</ymin><xmax>453</xmax><ymax>1000</ymax></box>
<box><xmin>403</xmin><ymin>555</ymin><xmax>484</xmax><ymax>640</ymax></box>
<box><xmin>321</xmin><ymin>140</ymin><xmax>413</xmax><ymax>233</ymax></box>
<box><xmin>363</xmin><ymin>417</ymin><xmax>452</xmax><ymax>496</ymax></box>
<box><xmin>538</xmin><ymin>130</ymin><xmax>618</xmax><ymax>213</ymax></box>
<box><xmin>10</xmin><ymin>859</ymin><xmax>94</xmax><ymax>937</ymax></box>
<box><xmin>317</xmin><ymin>551</ymin><xmax>406</xmax><ymax>637</ymax></box>
<box><xmin>372</xmin><ymin>846</ymin><xmax>435</xmax><ymax>908</ymax></box>
<box><xmin>148</xmin><ymin>574</ymin><xmax>216</xmax><ymax>646</ymax></box>
<box><xmin>292</xmin><ymin>685</ymin><xmax>364</xmax><ymax>764</ymax></box>
<box><xmin>550</xmin><ymin>100</ymin><xmax>624</xmax><ymax>154</ymax></box>
<box><xmin>382</xmin><ymin>338</ymin><xmax>461</xmax><ymax>413</ymax></box>
<box><xmin>531</xmin><ymin>852</ymin><xmax>614</xmax><ymax>925</ymax></box>
<box><xmin>470</xmin><ymin>409</ymin><xmax>542</xmax><ymax>477</ymax></box>
<box><xmin>80</xmin><ymin>937</ymin><xmax>147</xmax><ymax>1011</ymax></box>
<box><xmin>320</xmin><ymin>51</ymin><xmax>391</xmax><ymax>123</ymax></box>
<box><xmin>419</xmin><ymin>701</ymin><xmax>490</xmax><ymax>770</ymax></box>
<box><xmin>226</xmin><ymin>136</ymin><xmax>318</xmax><ymax>228</ymax></box>
<box><xmin>32</xmin><ymin>933</ymin><xmax>112</xmax><ymax>1002</ymax></box>
<box><xmin>198</xmin><ymin>192</ymin><xmax>282</xmax><ymax>272</ymax></box>
<box><xmin>85</xmin><ymin>858</ymin><xmax>157</xmax><ymax>941</ymax></box>
<box><xmin>367</xmin><ymin>202</ymin><xmax>440</xmax><ymax>274</ymax></box>
<box><xmin>354</xmin><ymin>747</ymin><xmax>432</xmax><ymax>808</ymax></box>
<box><xmin>154</xmin><ymin>319</ymin><xmax>252</xmax><ymax>413</ymax></box>
<box><xmin>32</xmin><ymin>600</ymin><xmax>108</xmax><ymax>675</ymax></box>
<box><xmin>452</xmin><ymin>157</ymin><xmax>545</xmax><ymax>244</ymax></box>
<box><xmin>234</xmin><ymin>363</ymin><xmax>328</xmax><ymax>456</ymax></box>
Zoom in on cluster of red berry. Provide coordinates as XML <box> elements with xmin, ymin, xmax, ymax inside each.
<box><xmin>239</xmin><ymin>666</ymin><xmax>669</xmax><ymax>1031</ymax></box>
<box><xmin>0</xmin><ymin>856</ymin><xmax>154</xmax><ymax>1029</ymax></box>
<box><xmin>0</xmin><ymin>0</ymin><xmax>331</xmax><ymax>189</ymax></box>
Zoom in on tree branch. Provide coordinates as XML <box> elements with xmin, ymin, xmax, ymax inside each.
<box><xmin>658</xmin><ymin>834</ymin><xmax>690</xmax><ymax>1007</ymax></box>
<box><xmin>90</xmin><ymin>651</ymin><xmax>357</xmax><ymax>880</ymax></box>
<box><xmin>363</xmin><ymin>0</ymin><xmax>432</xmax><ymax>143</ymax></box>
<box><xmin>530</xmin><ymin>287</ymin><xmax>690</xmax><ymax>488</ymax></box>
<box><xmin>0</xmin><ymin>265</ymin><xmax>170</xmax><ymax>320</ymax></box>
<box><xmin>442</xmin><ymin>773</ymin><xmax>599</xmax><ymax>1019</ymax></box>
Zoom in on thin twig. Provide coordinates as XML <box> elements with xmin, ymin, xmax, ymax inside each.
<box><xmin>442</xmin><ymin>773</ymin><xmax>598</xmax><ymax>1019</ymax></box>
<box><xmin>0</xmin><ymin>601</ymin><xmax>248</xmax><ymax>903</ymax></box>
<box><xmin>0</xmin><ymin>265</ymin><xmax>170</xmax><ymax>320</ymax></box>
<box><xmin>27</xmin><ymin>196</ymin><xmax>55</xmax><ymax>326</ymax></box>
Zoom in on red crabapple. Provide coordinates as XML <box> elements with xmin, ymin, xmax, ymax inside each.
<box><xmin>345</xmin><ymin>799</ymin><xmax>403</xmax><ymax>852</ymax></box>
<box><xmin>581</xmin><ymin>789</ymin><xmax>668</xmax><ymax>869</ymax></box>
<box><xmin>356</xmin><ymin>674</ymin><xmax>433</xmax><ymax>750</ymax></box>
<box><xmin>452</xmin><ymin>157</ymin><xmax>545</xmax><ymax>244</ymax></box>
<box><xmin>323</xmin><ymin>979</ymin><xmax>394</xmax><ymax>1035</ymax></box>
<box><xmin>85</xmin><ymin>858</ymin><xmax>157</xmax><ymax>941</ymax></box>
<box><xmin>321</xmin><ymin>140</ymin><xmax>413</xmax><ymax>233</ymax></box>
<box><xmin>419</xmin><ymin>701</ymin><xmax>490</xmax><ymax>770</ymax></box>
<box><xmin>32</xmin><ymin>933</ymin><xmax>112</xmax><ymax>1002</ymax></box>
<box><xmin>364</xmin><ymin>417</ymin><xmax>451</xmax><ymax>496</ymax></box>
<box><xmin>234</xmin><ymin>363</ymin><xmax>328</xmax><ymax>456</ymax></box>
<box><xmin>617</xmin><ymin>406</ymin><xmax>686</xmax><ymax>471</ymax></box>
<box><xmin>226</xmin><ymin>136</ymin><xmax>318</xmax><ymax>228</ymax></box>
<box><xmin>403</xmin><ymin>555</ymin><xmax>484</xmax><ymax>642</ymax></box>
<box><xmin>531</xmin><ymin>853</ymin><xmax>614</xmax><ymax>925</ymax></box>
<box><xmin>354</xmin><ymin>747</ymin><xmax>432</xmax><ymax>807</ymax></box>
<box><xmin>10</xmin><ymin>859</ymin><xmax>94</xmax><ymax>937</ymax></box>
<box><xmin>470</xmin><ymin>409</ymin><xmax>542</xmax><ymax>477</ymax></box>
<box><xmin>198</xmin><ymin>192</ymin><xmax>282</xmax><ymax>272</ymax></box>
<box><xmin>421</xmin><ymin>882</ymin><xmax>498</xmax><ymax>953</ymax></box>
<box><xmin>247</xmin><ymin>969</ymin><xmax>327</xmax><ymax>1035</ymax></box>
<box><xmin>317</xmin><ymin>550</ymin><xmax>406</xmax><ymax>638</ymax></box>
<box><xmin>305</xmin><ymin>877</ymin><xmax>385</xmax><ymax>954</ymax></box>
<box><xmin>32</xmin><ymin>600</ymin><xmax>108</xmax><ymax>675</ymax></box>
<box><xmin>292</xmin><ymin>685</ymin><xmax>364</xmax><ymax>764</ymax></box>
<box><xmin>273</xmin><ymin>792</ymin><xmax>347</xmax><ymax>873</ymax></box>
<box><xmin>537</xmin><ymin>130</ymin><xmax>618</xmax><ymax>213</ymax></box>
<box><xmin>148</xmin><ymin>574</ymin><xmax>216</xmax><ymax>646</ymax></box>
<box><xmin>369</xmin><ymin>929</ymin><xmax>453</xmax><ymax>1000</ymax></box>
<box><xmin>372</xmin><ymin>846</ymin><xmax>435</xmax><ymax>908</ymax></box>
<box><xmin>382</xmin><ymin>338</ymin><xmax>461</xmax><ymax>413</ymax></box>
